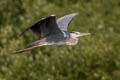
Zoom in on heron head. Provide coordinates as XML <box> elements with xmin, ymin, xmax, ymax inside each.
<box><xmin>70</xmin><ymin>31</ymin><xmax>90</xmax><ymax>38</ymax></box>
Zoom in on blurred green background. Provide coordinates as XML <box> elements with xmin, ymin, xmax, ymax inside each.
<box><xmin>0</xmin><ymin>0</ymin><xmax>120</xmax><ymax>80</ymax></box>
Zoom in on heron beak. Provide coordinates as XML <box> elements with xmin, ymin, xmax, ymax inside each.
<box><xmin>79</xmin><ymin>32</ymin><xmax>91</xmax><ymax>37</ymax></box>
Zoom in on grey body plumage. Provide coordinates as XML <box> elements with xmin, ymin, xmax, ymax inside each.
<box><xmin>13</xmin><ymin>13</ymin><xmax>90</xmax><ymax>54</ymax></box>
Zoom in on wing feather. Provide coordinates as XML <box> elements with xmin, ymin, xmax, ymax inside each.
<box><xmin>57</xmin><ymin>13</ymin><xmax>78</xmax><ymax>31</ymax></box>
<box><xmin>18</xmin><ymin>15</ymin><xmax>63</xmax><ymax>40</ymax></box>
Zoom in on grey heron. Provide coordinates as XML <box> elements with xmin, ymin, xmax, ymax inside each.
<box><xmin>13</xmin><ymin>13</ymin><xmax>90</xmax><ymax>54</ymax></box>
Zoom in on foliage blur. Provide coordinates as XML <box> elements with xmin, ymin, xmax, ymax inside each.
<box><xmin>0</xmin><ymin>0</ymin><xmax>120</xmax><ymax>80</ymax></box>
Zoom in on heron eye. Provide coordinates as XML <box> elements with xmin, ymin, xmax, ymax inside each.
<box><xmin>76</xmin><ymin>33</ymin><xmax>78</xmax><ymax>35</ymax></box>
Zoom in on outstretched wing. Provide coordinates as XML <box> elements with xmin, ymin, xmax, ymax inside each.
<box><xmin>57</xmin><ymin>13</ymin><xmax>78</xmax><ymax>31</ymax></box>
<box><xmin>18</xmin><ymin>15</ymin><xmax>63</xmax><ymax>40</ymax></box>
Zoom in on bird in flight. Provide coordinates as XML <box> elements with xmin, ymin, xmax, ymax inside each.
<box><xmin>13</xmin><ymin>13</ymin><xmax>90</xmax><ymax>54</ymax></box>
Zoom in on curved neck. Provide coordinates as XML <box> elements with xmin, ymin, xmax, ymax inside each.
<box><xmin>61</xmin><ymin>30</ymin><xmax>70</xmax><ymax>38</ymax></box>
<box><xmin>66</xmin><ymin>35</ymin><xmax>78</xmax><ymax>45</ymax></box>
